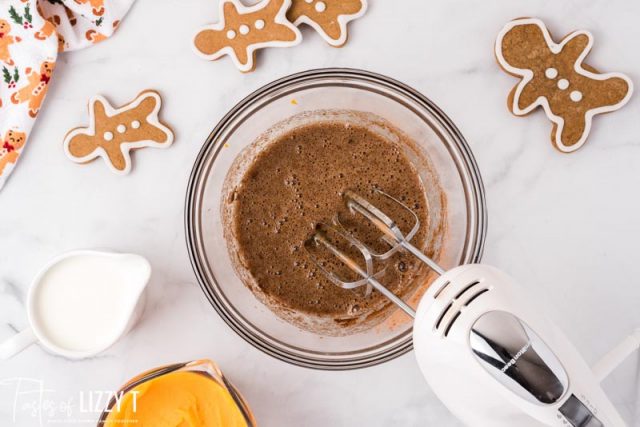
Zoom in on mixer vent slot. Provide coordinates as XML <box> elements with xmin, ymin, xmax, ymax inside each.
<box><xmin>454</xmin><ymin>281</ymin><xmax>480</xmax><ymax>299</ymax></box>
<box><xmin>464</xmin><ymin>288</ymin><xmax>489</xmax><ymax>306</ymax></box>
<box><xmin>435</xmin><ymin>302</ymin><xmax>452</xmax><ymax>330</ymax></box>
<box><xmin>435</xmin><ymin>280</ymin><xmax>491</xmax><ymax>337</ymax></box>
<box><xmin>444</xmin><ymin>312</ymin><xmax>461</xmax><ymax>337</ymax></box>
<box><xmin>433</xmin><ymin>280</ymin><xmax>450</xmax><ymax>299</ymax></box>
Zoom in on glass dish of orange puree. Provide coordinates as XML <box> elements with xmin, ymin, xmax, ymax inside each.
<box><xmin>97</xmin><ymin>359</ymin><xmax>255</xmax><ymax>427</ymax></box>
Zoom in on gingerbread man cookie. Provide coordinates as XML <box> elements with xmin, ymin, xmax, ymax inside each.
<box><xmin>495</xmin><ymin>18</ymin><xmax>633</xmax><ymax>153</ymax></box>
<box><xmin>63</xmin><ymin>90</ymin><xmax>174</xmax><ymax>175</ymax></box>
<box><xmin>287</xmin><ymin>0</ymin><xmax>367</xmax><ymax>47</ymax></box>
<box><xmin>193</xmin><ymin>0</ymin><xmax>301</xmax><ymax>72</ymax></box>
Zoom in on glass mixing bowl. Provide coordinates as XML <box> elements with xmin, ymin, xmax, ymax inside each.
<box><xmin>185</xmin><ymin>68</ymin><xmax>487</xmax><ymax>370</ymax></box>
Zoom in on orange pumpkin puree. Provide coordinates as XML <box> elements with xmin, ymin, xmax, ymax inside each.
<box><xmin>104</xmin><ymin>371</ymin><xmax>248</xmax><ymax>427</ymax></box>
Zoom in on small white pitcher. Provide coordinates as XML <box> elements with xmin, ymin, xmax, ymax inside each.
<box><xmin>0</xmin><ymin>250</ymin><xmax>151</xmax><ymax>360</ymax></box>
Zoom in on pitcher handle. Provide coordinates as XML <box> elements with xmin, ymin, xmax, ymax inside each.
<box><xmin>0</xmin><ymin>327</ymin><xmax>37</xmax><ymax>359</ymax></box>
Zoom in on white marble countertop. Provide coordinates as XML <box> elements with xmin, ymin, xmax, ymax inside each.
<box><xmin>1</xmin><ymin>0</ymin><xmax>640</xmax><ymax>425</ymax></box>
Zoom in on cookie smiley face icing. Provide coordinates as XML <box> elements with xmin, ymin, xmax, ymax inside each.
<box><xmin>495</xmin><ymin>18</ymin><xmax>633</xmax><ymax>153</ymax></box>
<box><xmin>193</xmin><ymin>0</ymin><xmax>302</xmax><ymax>72</ymax></box>
<box><xmin>287</xmin><ymin>0</ymin><xmax>367</xmax><ymax>47</ymax></box>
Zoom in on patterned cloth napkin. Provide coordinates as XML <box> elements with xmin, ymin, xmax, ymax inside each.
<box><xmin>0</xmin><ymin>0</ymin><xmax>135</xmax><ymax>191</ymax></box>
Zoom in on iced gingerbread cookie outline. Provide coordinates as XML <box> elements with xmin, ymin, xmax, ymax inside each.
<box><xmin>287</xmin><ymin>0</ymin><xmax>367</xmax><ymax>47</ymax></box>
<box><xmin>495</xmin><ymin>18</ymin><xmax>633</xmax><ymax>153</ymax></box>
<box><xmin>63</xmin><ymin>90</ymin><xmax>174</xmax><ymax>175</ymax></box>
<box><xmin>192</xmin><ymin>0</ymin><xmax>302</xmax><ymax>72</ymax></box>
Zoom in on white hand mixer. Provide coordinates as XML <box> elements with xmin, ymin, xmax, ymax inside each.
<box><xmin>305</xmin><ymin>189</ymin><xmax>639</xmax><ymax>427</ymax></box>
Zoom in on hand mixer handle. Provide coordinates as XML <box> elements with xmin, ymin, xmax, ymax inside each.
<box><xmin>592</xmin><ymin>328</ymin><xmax>640</xmax><ymax>382</ymax></box>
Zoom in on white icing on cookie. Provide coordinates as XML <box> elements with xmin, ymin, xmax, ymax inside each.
<box><xmin>192</xmin><ymin>0</ymin><xmax>302</xmax><ymax>73</ymax></box>
<box><xmin>570</xmin><ymin>90</ymin><xmax>583</xmax><ymax>102</ymax></box>
<box><xmin>495</xmin><ymin>17</ymin><xmax>634</xmax><ymax>153</ymax></box>
<box><xmin>557</xmin><ymin>78</ymin><xmax>569</xmax><ymax>90</ymax></box>
<box><xmin>545</xmin><ymin>68</ymin><xmax>558</xmax><ymax>79</ymax></box>
<box><xmin>290</xmin><ymin>0</ymin><xmax>368</xmax><ymax>47</ymax></box>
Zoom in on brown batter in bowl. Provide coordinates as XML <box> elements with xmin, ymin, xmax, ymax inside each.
<box><xmin>222</xmin><ymin>110</ymin><xmax>446</xmax><ymax>335</ymax></box>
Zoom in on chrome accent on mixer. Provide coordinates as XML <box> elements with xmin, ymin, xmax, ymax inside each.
<box><xmin>470</xmin><ymin>311</ymin><xmax>569</xmax><ymax>405</ymax></box>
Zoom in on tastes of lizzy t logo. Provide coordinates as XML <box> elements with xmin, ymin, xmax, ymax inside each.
<box><xmin>0</xmin><ymin>377</ymin><xmax>138</xmax><ymax>426</ymax></box>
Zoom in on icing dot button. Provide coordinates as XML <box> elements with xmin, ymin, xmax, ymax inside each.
<box><xmin>315</xmin><ymin>1</ymin><xmax>326</xmax><ymax>12</ymax></box>
<box><xmin>570</xmin><ymin>90</ymin><xmax>583</xmax><ymax>102</ymax></box>
<box><xmin>239</xmin><ymin>24</ymin><xmax>250</xmax><ymax>35</ymax></box>
<box><xmin>131</xmin><ymin>120</ymin><xmax>141</xmax><ymax>129</ymax></box>
<box><xmin>255</xmin><ymin>19</ymin><xmax>265</xmax><ymax>30</ymax></box>
<box><xmin>226</xmin><ymin>30</ymin><xmax>236</xmax><ymax>40</ymax></box>
<box><xmin>116</xmin><ymin>124</ymin><xmax>127</xmax><ymax>133</ymax></box>
<box><xmin>305</xmin><ymin>0</ymin><xmax>312</xmax><ymax>3</ymax></box>
<box><xmin>103</xmin><ymin>131</ymin><xmax>114</xmax><ymax>141</ymax></box>
<box><xmin>545</xmin><ymin>68</ymin><xmax>558</xmax><ymax>79</ymax></box>
<box><xmin>557</xmin><ymin>79</ymin><xmax>569</xmax><ymax>90</ymax></box>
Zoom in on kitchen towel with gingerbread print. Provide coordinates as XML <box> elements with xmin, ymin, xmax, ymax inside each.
<box><xmin>0</xmin><ymin>0</ymin><xmax>135</xmax><ymax>191</ymax></box>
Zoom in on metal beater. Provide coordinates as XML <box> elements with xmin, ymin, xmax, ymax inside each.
<box><xmin>304</xmin><ymin>188</ymin><xmax>441</xmax><ymax>318</ymax></box>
